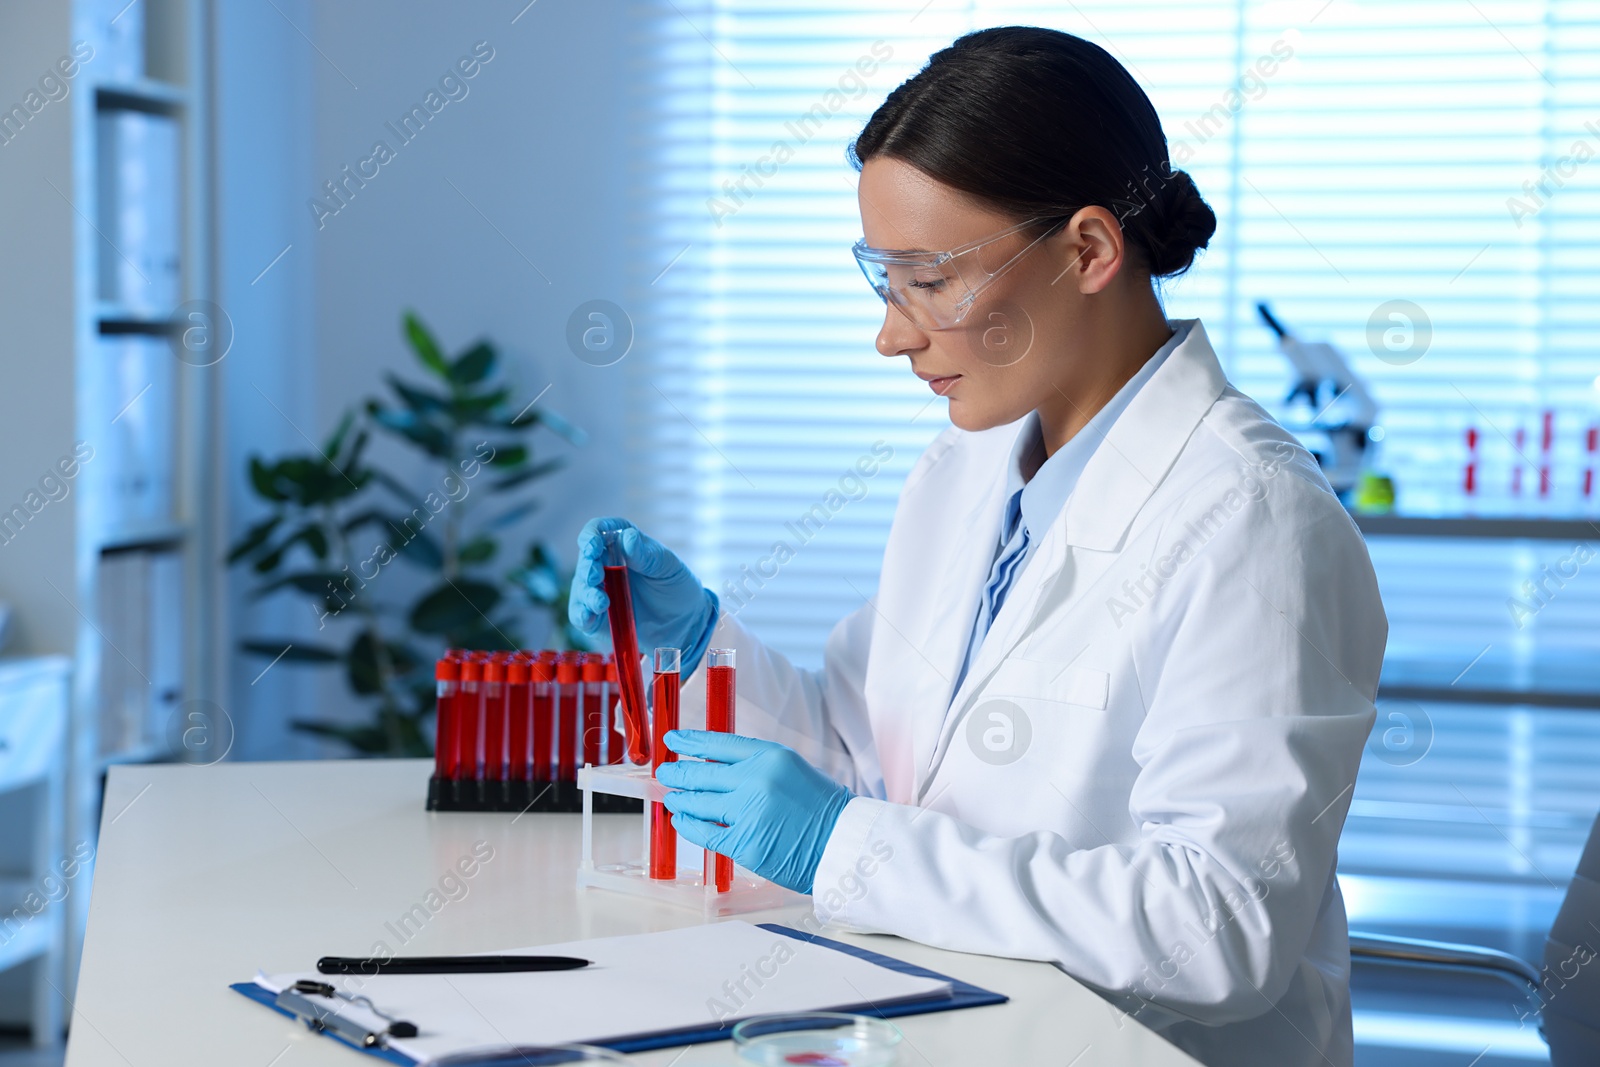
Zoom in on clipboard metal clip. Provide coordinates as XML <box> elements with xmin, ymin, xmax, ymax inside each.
<box><xmin>275</xmin><ymin>979</ymin><xmax>419</xmax><ymax>1049</ymax></box>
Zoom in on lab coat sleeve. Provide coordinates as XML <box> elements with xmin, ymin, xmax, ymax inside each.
<box><xmin>810</xmin><ymin>468</ymin><xmax>1386</xmax><ymax>1028</ymax></box>
<box><xmin>680</xmin><ymin>605</ymin><xmax>885</xmax><ymax>799</ymax></box>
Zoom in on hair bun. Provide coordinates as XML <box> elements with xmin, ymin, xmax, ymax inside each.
<box><xmin>1146</xmin><ymin>168</ymin><xmax>1217</xmax><ymax>277</ymax></box>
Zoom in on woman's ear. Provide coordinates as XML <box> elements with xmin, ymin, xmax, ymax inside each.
<box><xmin>1051</xmin><ymin>205</ymin><xmax>1126</xmax><ymax>295</ymax></box>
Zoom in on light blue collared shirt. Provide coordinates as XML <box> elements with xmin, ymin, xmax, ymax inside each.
<box><xmin>950</xmin><ymin>320</ymin><xmax>1192</xmax><ymax>701</ymax></box>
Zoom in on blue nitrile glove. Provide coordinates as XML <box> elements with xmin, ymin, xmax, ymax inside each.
<box><xmin>657</xmin><ymin>731</ymin><xmax>853</xmax><ymax>895</ymax></box>
<box><xmin>569</xmin><ymin>517</ymin><xmax>719</xmax><ymax>675</ymax></box>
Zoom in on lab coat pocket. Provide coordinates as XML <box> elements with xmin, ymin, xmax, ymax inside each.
<box><xmin>960</xmin><ymin>659</ymin><xmax>1111</xmax><ymax>774</ymax></box>
<box><xmin>985</xmin><ymin>659</ymin><xmax>1109</xmax><ymax>710</ymax></box>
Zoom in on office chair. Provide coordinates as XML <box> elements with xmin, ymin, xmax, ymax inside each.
<box><xmin>1349</xmin><ymin>807</ymin><xmax>1600</xmax><ymax>1065</ymax></box>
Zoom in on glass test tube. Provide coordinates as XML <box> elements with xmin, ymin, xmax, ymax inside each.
<box><xmin>531</xmin><ymin>653</ymin><xmax>555</xmax><ymax>782</ymax></box>
<box><xmin>581</xmin><ymin>653</ymin><xmax>606</xmax><ymax>768</ymax></box>
<box><xmin>507</xmin><ymin>655</ymin><xmax>532</xmax><ymax>781</ymax></box>
<box><xmin>556</xmin><ymin>652</ymin><xmax>581</xmax><ymax>782</ymax></box>
<box><xmin>705</xmin><ymin>648</ymin><xmax>736</xmax><ymax>893</ymax></box>
<box><xmin>650</xmin><ymin>647</ymin><xmax>681</xmax><ymax>880</ymax></box>
<box><xmin>434</xmin><ymin>656</ymin><xmax>460</xmax><ymax>779</ymax></box>
<box><xmin>457</xmin><ymin>657</ymin><xmax>484</xmax><ymax>780</ymax></box>
<box><xmin>601</xmin><ymin>530</ymin><xmax>650</xmax><ymax>764</ymax></box>
<box><xmin>483</xmin><ymin>655</ymin><xmax>508</xmax><ymax>780</ymax></box>
<box><xmin>601</xmin><ymin>655</ymin><xmax>620</xmax><ymax>764</ymax></box>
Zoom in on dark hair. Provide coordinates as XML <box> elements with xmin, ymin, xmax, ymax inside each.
<box><xmin>849</xmin><ymin>26</ymin><xmax>1216</xmax><ymax>278</ymax></box>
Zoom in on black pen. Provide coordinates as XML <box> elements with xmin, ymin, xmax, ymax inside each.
<box><xmin>317</xmin><ymin>954</ymin><xmax>591</xmax><ymax>975</ymax></box>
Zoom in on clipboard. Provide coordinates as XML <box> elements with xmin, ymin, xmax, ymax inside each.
<box><xmin>231</xmin><ymin>922</ymin><xmax>1008</xmax><ymax>1061</ymax></box>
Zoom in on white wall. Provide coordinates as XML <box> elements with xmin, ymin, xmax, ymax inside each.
<box><xmin>0</xmin><ymin>4</ymin><xmax>78</xmax><ymax>658</ymax></box>
<box><xmin>212</xmin><ymin>0</ymin><xmax>321</xmax><ymax>759</ymax></box>
<box><xmin>221</xmin><ymin>0</ymin><xmax>637</xmax><ymax>755</ymax></box>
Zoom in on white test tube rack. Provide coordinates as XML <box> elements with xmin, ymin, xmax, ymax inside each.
<box><xmin>576</xmin><ymin>762</ymin><xmax>803</xmax><ymax>917</ymax></box>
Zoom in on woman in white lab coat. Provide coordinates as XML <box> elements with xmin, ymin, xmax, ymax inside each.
<box><xmin>570</xmin><ymin>26</ymin><xmax>1385</xmax><ymax>1067</ymax></box>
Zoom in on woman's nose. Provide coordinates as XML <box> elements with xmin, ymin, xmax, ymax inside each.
<box><xmin>876</xmin><ymin>303</ymin><xmax>928</xmax><ymax>357</ymax></box>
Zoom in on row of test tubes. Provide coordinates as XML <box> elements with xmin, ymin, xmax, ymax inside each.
<box><xmin>432</xmin><ymin>649</ymin><xmax>627</xmax><ymax>785</ymax></box>
<box><xmin>642</xmin><ymin>645</ymin><xmax>737</xmax><ymax>892</ymax></box>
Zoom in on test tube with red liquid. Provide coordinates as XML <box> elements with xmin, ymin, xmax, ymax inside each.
<box><xmin>457</xmin><ymin>657</ymin><xmax>484</xmax><ymax>779</ymax></box>
<box><xmin>556</xmin><ymin>653</ymin><xmax>581</xmax><ymax>782</ymax></box>
<box><xmin>601</xmin><ymin>530</ymin><xmax>650</xmax><ymax>765</ymax></box>
<box><xmin>705</xmin><ymin>648</ymin><xmax>736</xmax><ymax>893</ymax></box>
<box><xmin>1584</xmin><ymin>424</ymin><xmax>1598</xmax><ymax>504</ymax></box>
<box><xmin>1540</xmin><ymin>410</ymin><xmax>1554</xmax><ymax>499</ymax></box>
<box><xmin>602</xmin><ymin>655</ymin><xmax>621</xmax><ymax>764</ymax></box>
<box><xmin>581</xmin><ymin>654</ymin><xmax>606</xmax><ymax>768</ymax></box>
<box><xmin>434</xmin><ymin>656</ymin><xmax>461</xmax><ymax>779</ymax></box>
<box><xmin>483</xmin><ymin>655</ymin><xmax>508</xmax><ymax>780</ymax></box>
<box><xmin>507</xmin><ymin>655</ymin><xmax>531</xmax><ymax>781</ymax></box>
<box><xmin>650</xmin><ymin>647</ymin><xmax>680</xmax><ymax>880</ymax></box>
<box><xmin>1464</xmin><ymin>426</ymin><xmax>1479</xmax><ymax>498</ymax></box>
<box><xmin>1512</xmin><ymin>426</ymin><xmax>1527</xmax><ymax>497</ymax></box>
<box><xmin>531</xmin><ymin>653</ymin><xmax>555</xmax><ymax>781</ymax></box>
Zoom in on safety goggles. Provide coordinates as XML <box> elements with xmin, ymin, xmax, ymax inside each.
<box><xmin>852</xmin><ymin>216</ymin><xmax>1063</xmax><ymax>331</ymax></box>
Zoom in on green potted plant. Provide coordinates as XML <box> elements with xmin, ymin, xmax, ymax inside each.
<box><xmin>228</xmin><ymin>311</ymin><xmax>590</xmax><ymax>756</ymax></box>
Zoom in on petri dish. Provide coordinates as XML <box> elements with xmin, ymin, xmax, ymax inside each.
<box><xmin>431</xmin><ymin>1044</ymin><xmax>629</xmax><ymax>1065</ymax></box>
<box><xmin>732</xmin><ymin>1012</ymin><xmax>903</xmax><ymax>1066</ymax></box>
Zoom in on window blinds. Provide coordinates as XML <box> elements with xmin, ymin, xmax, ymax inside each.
<box><xmin>628</xmin><ymin>0</ymin><xmax>1600</xmax><ymax>674</ymax></box>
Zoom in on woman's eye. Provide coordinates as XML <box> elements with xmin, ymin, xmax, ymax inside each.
<box><xmin>907</xmin><ymin>278</ymin><xmax>945</xmax><ymax>291</ymax></box>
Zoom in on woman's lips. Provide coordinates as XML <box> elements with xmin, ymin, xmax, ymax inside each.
<box><xmin>926</xmin><ymin>375</ymin><xmax>961</xmax><ymax>395</ymax></box>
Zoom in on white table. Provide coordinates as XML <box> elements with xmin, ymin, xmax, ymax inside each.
<box><xmin>65</xmin><ymin>759</ymin><xmax>1199</xmax><ymax>1066</ymax></box>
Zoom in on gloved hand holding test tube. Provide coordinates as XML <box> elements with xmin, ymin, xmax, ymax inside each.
<box><xmin>568</xmin><ymin>519</ymin><xmax>720</xmax><ymax>765</ymax></box>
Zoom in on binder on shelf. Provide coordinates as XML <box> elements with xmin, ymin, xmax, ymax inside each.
<box><xmin>95</xmin><ymin>106</ymin><xmax>181</xmax><ymax>313</ymax></box>
<box><xmin>94</xmin><ymin>330</ymin><xmax>175</xmax><ymax>530</ymax></box>
<box><xmin>95</xmin><ymin>546</ymin><xmax>182</xmax><ymax>762</ymax></box>
<box><xmin>232</xmin><ymin>921</ymin><xmax>1007</xmax><ymax>1063</ymax></box>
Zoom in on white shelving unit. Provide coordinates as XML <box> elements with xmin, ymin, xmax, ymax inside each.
<box><xmin>56</xmin><ymin>0</ymin><xmax>218</xmax><ymax>1003</ymax></box>
<box><xmin>0</xmin><ymin>657</ymin><xmax>69</xmax><ymax>1045</ymax></box>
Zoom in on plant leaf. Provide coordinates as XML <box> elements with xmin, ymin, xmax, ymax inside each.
<box><xmin>386</xmin><ymin>373</ymin><xmax>449</xmax><ymax>415</ymax></box>
<box><xmin>346</xmin><ymin>630</ymin><xmax>384</xmax><ymax>695</ymax></box>
<box><xmin>370</xmin><ymin>470</ymin><xmax>425</xmax><ymax>509</ymax></box>
<box><xmin>366</xmin><ymin>401</ymin><xmax>453</xmax><ymax>458</ymax></box>
<box><xmin>250</xmin><ymin>570</ymin><xmax>344</xmax><ymax>600</ymax></box>
<box><xmin>239</xmin><ymin>639</ymin><xmax>343</xmax><ymax>663</ymax></box>
<box><xmin>404</xmin><ymin>311</ymin><xmax>450</xmax><ymax>379</ymax></box>
<box><xmin>484</xmin><ymin>444</ymin><xmax>528</xmax><ymax>468</ymax></box>
<box><xmin>458</xmin><ymin>535</ymin><xmax>496</xmax><ymax>564</ymax></box>
<box><xmin>226</xmin><ymin>514</ymin><xmax>283</xmax><ymax>564</ymax></box>
<box><xmin>450</xmin><ymin>341</ymin><xmax>496</xmax><ymax>385</ymax></box>
<box><xmin>248</xmin><ymin>457</ymin><xmax>290</xmax><ymax>502</ymax></box>
<box><xmin>409</xmin><ymin>579</ymin><xmax>501</xmax><ymax>634</ymax></box>
<box><xmin>323</xmin><ymin>409</ymin><xmax>356</xmax><ymax>459</ymax></box>
<box><xmin>394</xmin><ymin>524</ymin><xmax>445</xmax><ymax>569</ymax></box>
<box><xmin>450</xmin><ymin>386</ymin><xmax>511</xmax><ymax>419</ymax></box>
<box><xmin>490</xmin><ymin>459</ymin><xmax>563</xmax><ymax>492</ymax></box>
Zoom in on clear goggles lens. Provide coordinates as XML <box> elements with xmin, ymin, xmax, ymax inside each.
<box><xmin>852</xmin><ymin>217</ymin><xmax>1060</xmax><ymax>331</ymax></box>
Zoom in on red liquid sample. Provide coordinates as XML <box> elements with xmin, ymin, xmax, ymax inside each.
<box><xmin>581</xmin><ymin>654</ymin><xmax>605</xmax><ymax>768</ymax></box>
<box><xmin>705</xmin><ymin>663</ymin><xmax>736</xmax><ymax>892</ymax></box>
<box><xmin>650</xmin><ymin>668</ymin><xmax>680</xmax><ymax>880</ymax></box>
<box><xmin>531</xmin><ymin>656</ymin><xmax>555</xmax><ymax>782</ymax></box>
<box><xmin>556</xmin><ymin>654</ymin><xmax>581</xmax><ymax>782</ymax></box>
<box><xmin>434</xmin><ymin>659</ymin><xmax>460</xmax><ymax>779</ymax></box>
<box><xmin>456</xmin><ymin>659</ymin><xmax>484</xmax><ymax>780</ymax></box>
<box><xmin>603</xmin><ymin>565</ymin><xmax>650</xmax><ymax>764</ymax></box>
<box><xmin>507</xmin><ymin>657</ymin><xmax>531</xmax><ymax>781</ymax></box>
<box><xmin>604</xmin><ymin>656</ymin><xmax>624</xmax><ymax>763</ymax></box>
<box><xmin>483</xmin><ymin>658</ymin><xmax>507</xmax><ymax>780</ymax></box>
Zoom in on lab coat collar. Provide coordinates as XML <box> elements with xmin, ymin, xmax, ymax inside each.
<box><xmin>1060</xmin><ymin>317</ymin><xmax>1226</xmax><ymax>552</ymax></box>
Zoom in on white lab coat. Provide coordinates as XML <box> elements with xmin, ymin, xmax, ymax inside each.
<box><xmin>680</xmin><ymin>318</ymin><xmax>1387</xmax><ymax>1067</ymax></box>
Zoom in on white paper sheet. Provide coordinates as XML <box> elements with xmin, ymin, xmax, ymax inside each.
<box><xmin>255</xmin><ymin>920</ymin><xmax>951</xmax><ymax>1063</ymax></box>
